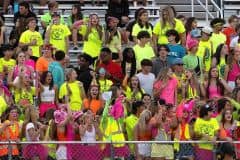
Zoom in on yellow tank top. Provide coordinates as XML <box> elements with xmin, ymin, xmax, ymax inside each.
<box><xmin>218</xmin><ymin>57</ymin><xmax>226</xmax><ymax>78</ymax></box>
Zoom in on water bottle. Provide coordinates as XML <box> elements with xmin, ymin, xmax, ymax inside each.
<box><xmin>7</xmin><ymin>5</ymin><xmax>13</xmax><ymax>14</ymax></box>
<box><xmin>14</xmin><ymin>1</ymin><xmax>19</xmax><ymax>14</ymax></box>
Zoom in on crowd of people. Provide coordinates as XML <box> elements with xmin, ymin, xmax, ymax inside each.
<box><xmin>0</xmin><ymin>0</ymin><xmax>240</xmax><ymax>160</ymax></box>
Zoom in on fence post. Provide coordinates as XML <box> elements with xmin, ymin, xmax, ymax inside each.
<box><xmin>8</xmin><ymin>140</ymin><xmax>12</xmax><ymax>160</ymax></box>
<box><xmin>110</xmin><ymin>141</ymin><xmax>115</xmax><ymax>160</ymax></box>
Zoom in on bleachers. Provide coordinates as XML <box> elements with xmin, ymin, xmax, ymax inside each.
<box><xmin>2</xmin><ymin>0</ymin><xmax>221</xmax><ymax>67</ymax></box>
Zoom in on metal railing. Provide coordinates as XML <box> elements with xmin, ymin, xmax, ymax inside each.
<box><xmin>0</xmin><ymin>140</ymin><xmax>238</xmax><ymax>160</ymax></box>
<box><xmin>191</xmin><ymin>0</ymin><xmax>223</xmax><ymax>22</ymax></box>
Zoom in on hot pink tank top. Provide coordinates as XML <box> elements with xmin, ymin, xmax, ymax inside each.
<box><xmin>208</xmin><ymin>85</ymin><xmax>221</xmax><ymax>99</ymax></box>
<box><xmin>227</xmin><ymin>63</ymin><xmax>240</xmax><ymax>81</ymax></box>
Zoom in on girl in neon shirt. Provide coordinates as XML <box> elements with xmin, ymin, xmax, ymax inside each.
<box><xmin>132</xmin><ymin>9</ymin><xmax>153</xmax><ymax>44</ymax></box>
<box><xmin>182</xmin><ymin>69</ymin><xmax>200</xmax><ymax>100</ymax></box>
<box><xmin>101</xmin><ymin>85</ymin><xmax>130</xmax><ymax>159</ymax></box>
<box><xmin>59</xmin><ymin>68</ymin><xmax>86</xmax><ymax>111</ymax></box>
<box><xmin>211</xmin><ymin>43</ymin><xmax>228</xmax><ymax>78</ymax></box>
<box><xmin>201</xmin><ymin>67</ymin><xmax>232</xmax><ymax>99</ymax></box>
<box><xmin>80</xmin><ymin>13</ymin><xmax>104</xmax><ymax>60</ymax></box>
<box><xmin>105</xmin><ymin>16</ymin><xmax>122</xmax><ymax>61</ymax></box>
<box><xmin>122</xmin><ymin>74</ymin><xmax>144</xmax><ymax>102</ymax></box>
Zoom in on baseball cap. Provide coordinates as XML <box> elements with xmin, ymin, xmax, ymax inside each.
<box><xmin>172</xmin><ymin>58</ymin><xmax>184</xmax><ymax>65</ymax></box>
<box><xmin>202</xmin><ymin>26</ymin><xmax>213</xmax><ymax>35</ymax></box>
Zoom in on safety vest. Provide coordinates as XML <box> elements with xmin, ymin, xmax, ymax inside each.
<box><xmin>103</xmin><ymin>117</ymin><xmax>125</xmax><ymax>147</ymax></box>
<box><xmin>0</xmin><ymin>121</ymin><xmax>20</xmax><ymax>156</ymax></box>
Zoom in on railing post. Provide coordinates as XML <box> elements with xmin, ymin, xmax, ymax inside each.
<box><xmin>206</xmin><ymin>0</ymin><xmax>209</xmax><ymax>22</ymax></box>
<box><xmin>191</xmin><ymin>0</ymin><xmax>194</xmax><ymax>17</ymax></box>
<box><xmin>8</xmin><ymin>141</ymin><xmax>12</xmax><ymax>160</ymax></box>
<box><xmin>110</xmin><ymin>141</ymin><xmax>114</xmax><ymax>160</ymax></box>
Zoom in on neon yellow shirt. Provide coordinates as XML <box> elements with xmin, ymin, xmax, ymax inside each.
<box><xmin>40</xmin><ymin>12</ymin><xmax>65</xmax><ymax>26</ymax></box>
<box><xmin>125</xmin><ymin>86</ymin><xmax>144</xmax><ymax>101</ymax></box>
<box><xmin>48</xmin><ymin>24</ymin><xmax>71</xmax><ymax>53</ymax></box>
<box><xmin>19</xmin><ymin>30</ymin><xmax>43</xmax><ymax>57</ymax></box>
<box><xmin>194</xmin><ymin>117</ymin><xmax>219</xmax><ymax>150</ymax></box>
<box><xmin>79</xmin><ymin>25</ymin><xmax>103</xmax><ymax>58</ymax></box>
<box><xmin>196</xmin><ymin>40</ymin><xmax>212</xmax><ymax>72</ymax></box>
<box><xmin>14</xmin><ymin>87</ymin><xmax>36</xmax><ymax>105</ymax></box>
<box><xmin>0</xmin><ymin>58</ymin><xmax>16</xmax><ymax>73</ymax></box>
<box><xmin>153</xmin><ymin>18</ymin><xmax>185</xmax><ymax>44</ymax></box>
<box><xmin>59</xmin><ymin>81</ymin><xmax>83</xmax><ymax>111</ymax></box>
<box><xmin>107</xmin><ymin>31</ymin><xmax>121</xmax><ymax>53</ymax></box>
<box><xmin>125</xmin><ymin>114</ymin><xmax>138</xmax><ymax>152</ymax></box>
<box><xmin>133</xmin><ymin>44</ymin><xmax>155</xmax><ymax>70</ymax></box>
<box><xmin>0</xmin><ymin>96</ymin><xmax>7</xmax><ymax>116</ymax></box>
<box><xmin>132</xmin><ymin>23</ymin><xmax>152</xmax><ymax>37</ymax></box>
<box><xmin>98</xmin><ymin>79</ymin><xmax>113</xmax><ymax>93</ymax></box>
<box><xmin>218</xmin><ymin>57</ymin><xmax>226</xmax><ymax>78</ymax></box>
<box><xmin>210</xmin><ymin>32</ymin><xmax>226</xmax><ymax>54</ymax></box>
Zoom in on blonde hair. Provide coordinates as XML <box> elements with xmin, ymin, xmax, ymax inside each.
<box><xmin>138</xmin><ymin>109</ymin><xmax>152</xmax><ymax>132</ymax></box>
<box><xmin>161</xmin><ymin>6</ymin><xmax>176</xmax><ymax>29</ymax></box>
<box><xmin>156</xmin><ymin>67</ymin><xmax>170</xmax><ymax>81</ymax></box>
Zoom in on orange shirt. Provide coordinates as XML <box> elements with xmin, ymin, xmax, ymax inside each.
<box><xmin>83</xmin><ymin>98</ymin><xmax>102</xmax><ymax>115</ymax></box>
<box><xmin>36</xmin><ymin>57</ymin><xmax>50</xmax><ymax>73</ymax></box>
<box><xmin>223</xmin><ymin>26</ymin><xmax>236</xmax><ymax>48</ymax></box>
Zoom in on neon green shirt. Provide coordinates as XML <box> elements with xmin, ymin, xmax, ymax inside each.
<box><xmin>194</xmin><ymin>117</ymin><xmax>219</xmax><ymax>150</ymax></box>
<box><xmin>40</xmin><ymin>12</ymin><xmax>65</xmax><ymax>26</ymax></box>
<box><xmin>218</xmin><ymin>57</ymin><xmax>226</xmax><ymax>78</ymax></box>
<box><xmin>19</xmin><ymin>30</ymin><xmax>43</xmax><ymax>57</ymax></box>
<box><xmin>153</xmin><ymin>18</ymin><xmax>185</xmax><ymax>44</ymax></box>
<box><xmin>133</xmin><ymin>44</ymin><xmax>155</xmax><ymax>70</ymax></box>
<box><xmin>59</xmin><ymin>81</ymin><xmax>83</xmax><ymax>111</ymax></box>
<box><xmin>132</xmin><ymin>23</ymin><xmax>152</xmax><ymax>37</ymax></box>
<box><xmin>48</xmin><ymin>24</ymin><xmax>71</xmax><ymax>53</ymax></box>
<box><xmin>79</xmin><ymin>25</ymin><xmax>103</xmax><ymax>58</ymax></box>
<box><xmin>0</xmin><ymin>58</ymin><xmax>16</xmax><ymax>73</ymax></box>
<box><xmin>210</xmin><ymin>32</ymin><xmax>226</xmax><ymax>54</ymax></box>
<box><xmin>196</xmin><ymin>40</ymin><xmax>212</xmax><ymax>72</ymax></box>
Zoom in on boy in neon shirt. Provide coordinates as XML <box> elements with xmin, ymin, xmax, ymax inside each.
<box><xmin>19</xmin><ymin>17</ymin><xmax>43</xmax><ymax>59</ymax></box>
<box><xmin>45</xmin><ymin>12</ymin><xmax>71</xmax><ymax>54</ymax></box>
<box><xmin>210</xmin><ymin>18</ymin><xmax>226</xmax><ymax>54</ymax></box>
<box><xmin>196</xmin><ymin>26</ymin><xmax>213</xmax><ymax>72</ymax></box>
<box><xmin>0</xmin><ymin>44</ymin><xmax>16</xmax><ymax>75</ymax></box>
<box><xmin>133</xmin><ymin>31</ymin><xmax>155</xmax><ymax>70</ymax></box>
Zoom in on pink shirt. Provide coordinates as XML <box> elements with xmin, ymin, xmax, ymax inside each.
<box><xmin>227</xmin><ymin>63</ymin><xmax>240</xmax><ymax>81</ymax></box>
<box><xmin>25</xmin><ymin>59</ymin><xmax>35</xmax><ymax>71</ymax></box>
<box><xmin>208</xmin><ymin>85</ymin><xmax>222</xmax><ymax>99</ymax></box>
<box><xmin>154</xmin><ymin>77</ymin><xmax>178</xmax><ymax>105</ymax></box>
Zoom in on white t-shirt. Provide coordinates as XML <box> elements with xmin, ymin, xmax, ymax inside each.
<box><xmin>230</xmin><ymin>36</ymin><xmax>239</xmax><ymax>48</ymax></box>
<box><xmin>136</xmin><ymin>72</ymin><xmax>155</xmax><ymax>96</ymax></box>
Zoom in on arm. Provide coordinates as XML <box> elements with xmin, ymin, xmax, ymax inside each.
<box><xmin>174</xmin><ymin>87</ymin><xmax>177</xmax><ymax>105</ymax></box>
<box><xmin>152</xmin><ymin>34</ymin><xmax>158</xmax><ymax>54</ymax></box>
<box><xmin>179</xmin><ymin>32</ymin><xmax>186</xmax><ymax>46</ymax></box>
<box><xmin>79</xmin><ymin>124</ymin><xmax>87</xmax><ymax>137</ymax></box>
<box><xmin>65</xmin><ymin>36</ymin><xmax>69</xmax><ymax>55</ymax></box>
<box><xmin>122</xmin><ymin>74</ymin><xmax>129</xmax><ymax>90</ymax></box>
<box><xmin>211</xmin><ymin>57</ymin><xmax>217</xmax><ymax>67</ymax></box>
<box><xmin>200</xmin><ymin>81</ymin><xmax>207</xmax><ymax>98</ymax></box>
<box><xmin>219</xmin><ymin>78</ymin><xmax>233</xmax><ymax>93</ymax></box>
<box><xmin>224</xmin><ymin>65</ymin><xmax>229</xmax><ymax>81</ymax></box>
<box><xmin>44</xmin><ymin>25</ymin><xmax>52</xmax><ymax>44</ymax></box>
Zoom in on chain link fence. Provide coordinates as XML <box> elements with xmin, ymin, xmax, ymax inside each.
<box><xmin>0</xmin><ymin>140</ymin><xmax>239</xmax><ymax>160</ymax></box>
